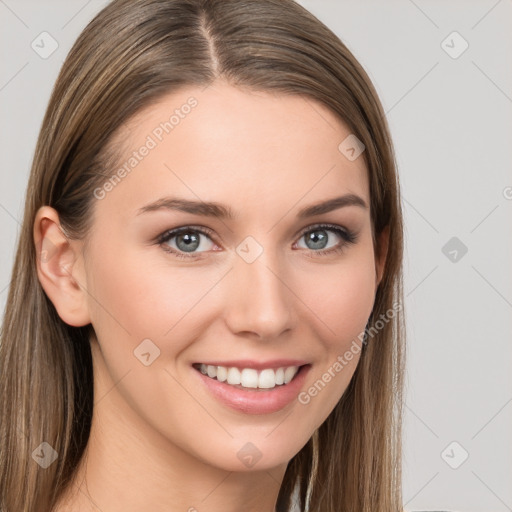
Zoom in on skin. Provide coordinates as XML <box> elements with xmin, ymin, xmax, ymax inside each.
<box><xmin>35</xmin><ymin>80</ymin><xmax>388</xmax><ymax>512</ymax></box>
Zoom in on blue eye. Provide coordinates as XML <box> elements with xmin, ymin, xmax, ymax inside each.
<box><xmin>158</xmin><ymin>226</ymin><xmax>217</xmax><ymax>259</ymax></box>
<box><xmin>296</xmin><ymin>223</ymin><xmax>358</xmax><ymax>257</ymax></box>
<box><xmin>157</xmin><ymin>223</ymin><xmax>358</xmax><ymax>260</ymax></box>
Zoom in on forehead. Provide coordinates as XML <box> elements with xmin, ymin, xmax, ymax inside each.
<box><xmin>96</xmin><ymin>81</ymin><xmax>369</xmax><ymax>218</ymax></box>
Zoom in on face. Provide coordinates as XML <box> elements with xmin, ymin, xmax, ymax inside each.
<box><xmin>77</xmin><ymin>81</ymin><xmax>383</xmax><ymax>472</ymax></box>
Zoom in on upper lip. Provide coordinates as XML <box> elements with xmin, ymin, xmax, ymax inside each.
<box><xmin>193</xmin><ymin>359</ymin><xmax>310</xmax><ymax>371</ymax></box>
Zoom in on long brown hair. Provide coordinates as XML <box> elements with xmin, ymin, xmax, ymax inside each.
<box><xmin>0</xmin><ymin>1</ymin><xmax>405</xmax><ymax>510</ymax></box>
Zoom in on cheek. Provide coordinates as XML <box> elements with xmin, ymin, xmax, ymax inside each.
<box><xmin>293</xmin><ymin>260</ymin><xmax>375</xmax><ymax>432</ymax></box>
<box><xmin>297</xmin><ymin>252</ymin><xmax>376</xmax><ymax>346</ymax></box>
<box><xmin>85</xmin><ymin>244</ymin><xmax>219</xmax><ymax>357</ymax></box>
<box><xmin>86</xmin><ymin>234</ymin><xmax>376</xmax><ymax>355</ymax></box>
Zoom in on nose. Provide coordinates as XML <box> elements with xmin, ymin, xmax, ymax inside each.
<box><xmin>223</xmin><ymin>248</ymin><xmax>296</xmax><ymax>340</ymax></box>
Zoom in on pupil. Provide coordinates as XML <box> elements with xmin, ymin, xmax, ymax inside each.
<box><xmin>178</xmin><ymin>232</ymin><xmax>199</xmax><ymax>252</ymax></box>
<box><xmin>308</xmin><ymin>230</ymin><xmax>327</xmax><ymax>249</ymax></box>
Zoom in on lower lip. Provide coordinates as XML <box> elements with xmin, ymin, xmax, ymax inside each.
<box><xmin>194</xmin><ymin>364</ymin><xmax>311</xmax><ymax>415</ymax></box>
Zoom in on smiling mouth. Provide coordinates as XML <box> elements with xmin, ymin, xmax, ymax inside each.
<box><xmin>192</xmin><ymin>363</ymin><xmax>308</xmax><ymax>390</ymax></box>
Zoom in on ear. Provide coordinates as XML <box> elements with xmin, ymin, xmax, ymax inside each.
<box><xmin>375</xmin><ymin>224</ymin><xmax>390</xmax><ymax>289</ymax></box>
<box><xmin>34</xmin><ymin>206</ymin><xmax>91</xmax><ymax>327</ymax></box>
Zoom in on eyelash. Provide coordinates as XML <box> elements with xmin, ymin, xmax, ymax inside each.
<box><xmin>156</xmin><ymin>223</ymin><xmax>358</xmax><ymax>260</ymax></box>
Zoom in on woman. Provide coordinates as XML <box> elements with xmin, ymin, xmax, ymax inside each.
<box><xmin>0</xmin><ymin>0</ymin><xmax>407</xmax><ymax>510</ymax></box>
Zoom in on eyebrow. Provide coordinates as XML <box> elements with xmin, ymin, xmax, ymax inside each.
<box><xmin>136</xmin><ymin>193</ymin><xmax>368</xmax><ymax>219</ymax></box>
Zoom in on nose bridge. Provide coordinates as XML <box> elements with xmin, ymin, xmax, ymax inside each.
<box><xmin>224</xmin><ymin>237</ymin><xmax>295</xmax><ymax>339</ymax></box>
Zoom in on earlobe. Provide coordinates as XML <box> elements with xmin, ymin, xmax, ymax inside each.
<box><xmin>375</xmin><ymin>224</ymin><xmax>390</xmax><ymax>288</ymax></box>
<box><xmin>34</xmin><ymin>206</ymin><xmax>91</xmax><ymax>327</ymax></box>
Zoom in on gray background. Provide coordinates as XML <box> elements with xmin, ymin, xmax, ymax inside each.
<box><xmin>1</xmin><ymin>1</ymin><xmax>511</xmax><ymax>511</ymax></box>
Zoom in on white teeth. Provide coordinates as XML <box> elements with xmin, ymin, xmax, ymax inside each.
<box><xmin>197</xmin><ymin>364</ymin><xmax>301</xmax><ymax>389</ymax></box>
<box><xmin>240</xmin><ymin>368</ymin><xmax>259</xmax><ymax>388</ymax></box>
<box><xmin>216</xmin><ymin>366</ymin><xmax>227</xmax><ymax>382</ymax></box>
<box><xmin>258</xmin><ymin>369</ymin><xmax>276</xmax><ymax>389</ymax></box>
<box><xmin>284</xmin><ymin>366</ymin><xmax>298</xmax><ymax>384</ymax></box>
<box><xmin>227</xmin><ymin>367</ymin><xmax>241</xmax><ymax>385</ymax></box>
